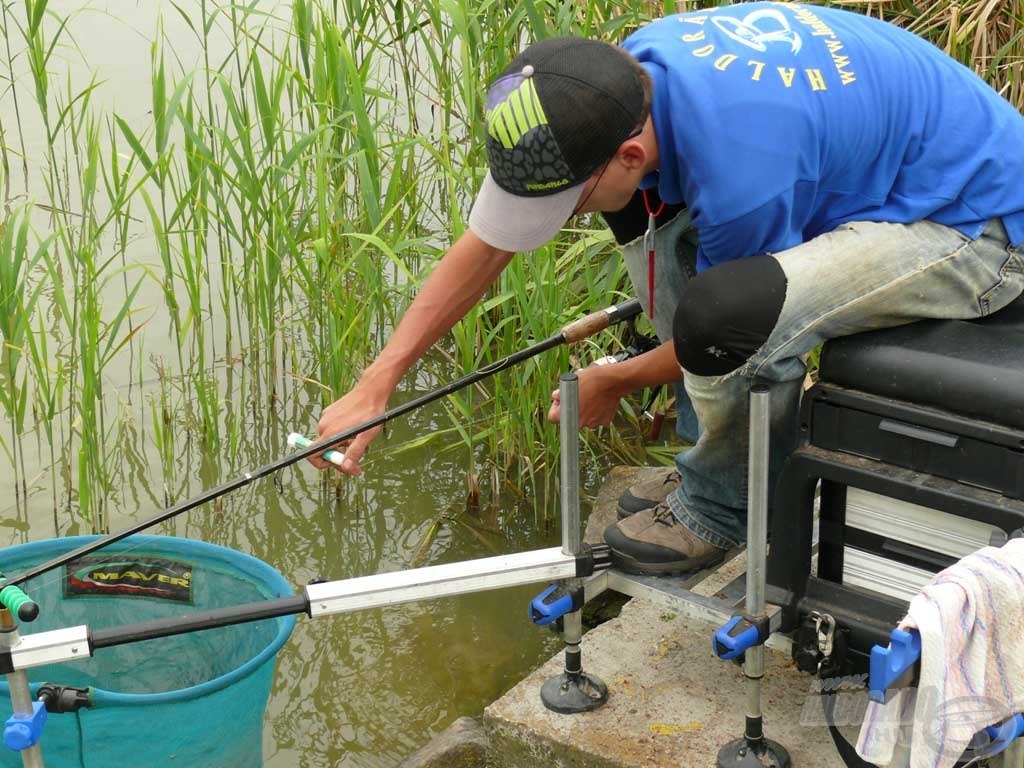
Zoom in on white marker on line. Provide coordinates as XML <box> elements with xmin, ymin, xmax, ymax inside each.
<box><xmin>287</xmin><ymin>432</ymin><xmax>346</xmax><ymax>467</ymax></box>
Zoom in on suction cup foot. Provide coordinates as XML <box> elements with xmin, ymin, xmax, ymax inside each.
<box><xmin>716</xmin><ymin>736</ymin><xmax>792</xmax><ymax>767</ymax></box>
<box><xmin>540</xmin><ymin>671</ymin><xmax>608</xmax><ymax>714</ymax></box>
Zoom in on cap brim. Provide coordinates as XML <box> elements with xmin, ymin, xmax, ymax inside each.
<box><xmin>468</xmin><ymin>172</ymin><xmax>584</xmax><ymax>252</ymax></box>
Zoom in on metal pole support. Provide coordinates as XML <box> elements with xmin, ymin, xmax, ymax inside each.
<box><xmin>541</xmin><ymin>373</ymin><xmax>609</xmax><ymax>714</ymax></box>
<box><xmin>0</xmin><ymin>610</ymin><xmax>45</xmax><ymax>768</ymax></box>
<box><xmin>717</xmin><ymin>384</ymin><xmax>791</xmax><ymax>767</ymax></box>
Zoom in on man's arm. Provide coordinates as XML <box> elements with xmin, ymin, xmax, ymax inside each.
<box><xmin>548</xmin><ymin>340</ymin><xmax>682</xmax><ymax>428</ymax></box>
<box><xmin>314</xmin><ymin>230</ymin><xmax>514</xmax><ymax>474</ymax></box>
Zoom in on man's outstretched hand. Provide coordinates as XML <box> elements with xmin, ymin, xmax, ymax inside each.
<box><xmin>312</xmin><ymin>385</ymin><xmax>389</xmax><ymax>475</ymax></box>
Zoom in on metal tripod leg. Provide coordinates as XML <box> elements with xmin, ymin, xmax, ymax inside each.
<box><xmin>717</xmin><ymin>384</ymin><xmax>792</xmax><ymax>767</ymax></box>
<box><xmin>540</xmin><ymin>373</ymin><xmax>608</xmax><ymax>714</ymax></box>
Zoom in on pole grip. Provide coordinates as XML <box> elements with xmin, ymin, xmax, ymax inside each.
<box><xmin>0</xmin><ymin>585</ymin><xmax>39</xmax><ymax>622</ymax></box>
<box><xmin>561</xmin><ymin>298</ymin><xmax>642</xmax><ymax>343</ymax></box>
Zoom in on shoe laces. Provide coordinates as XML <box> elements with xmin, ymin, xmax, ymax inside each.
<box><xmin>651</xmin><ymin>503</ymin><xmax>675</xmax><ymax>524</ymax></box>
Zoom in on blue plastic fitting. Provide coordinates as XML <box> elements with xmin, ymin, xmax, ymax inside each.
<box><xmin>984</xmin><ymin>713</ymin><xmax>1024</xmax><ymax>747</ymax></box>
<box><xmin>712</xmin><ymin>615</ymin><xmax>763</xmax><ymax>661</ymax></box>
<box><xmin>871</xmin><ymin>628</ymin><xmax>1024</xmax><ymax>755</ymax></box>
<box><xmin>3</xmin><ymin>701</ymin><xmax>47</xmax><ymax>751</ymax></box>
<box><xmin>529</xmin><ymin>584</ymin><xmax>579</xmax><ymax>626</ymax></box>
<box><xmin>868</xmin><ymin>628</ymin><xmax>922</xmax><ymax>703</ymax></box>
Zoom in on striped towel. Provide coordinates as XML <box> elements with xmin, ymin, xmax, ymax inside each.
<box><xmin>856</xmin><ymin>538</ymin><xmax>1024</xmax><ymax>768</ymax></box>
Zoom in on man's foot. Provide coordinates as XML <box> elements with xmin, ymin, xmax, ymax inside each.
<box><xmin>616</xmin><ymin>469</ymin><xmax>681</xmax><ymax>520</ymax></box>
<box><xmin>603</xmin><ymin>503</ymin><xmax>726</xmax><ymax>575</ymax></box>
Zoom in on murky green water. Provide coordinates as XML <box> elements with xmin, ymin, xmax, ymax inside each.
<box><xmin>1</xmin><ymin>353</ymin><xmax>573</xmax><ymax>766</ymax></box>
<box><xmin>0</xmin><ymin>2</ymin><xmax>585</xmax><ymax>764</ymax></box>
<box><xmin>254</xmin><ymin>403</ymin><xmax>569</xmax><ymax>767</ymax></box>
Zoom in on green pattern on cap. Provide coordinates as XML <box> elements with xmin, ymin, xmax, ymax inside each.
<box><xmin>487</xmin><ymin>78</ymin><xmax>547</xmax><ymax>149</ymax></box>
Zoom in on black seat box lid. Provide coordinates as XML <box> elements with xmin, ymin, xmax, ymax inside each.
<box><xmin>819</xmin><ymin>296</ymin><xmax>1024</xmax><ymax>431</ymax></box>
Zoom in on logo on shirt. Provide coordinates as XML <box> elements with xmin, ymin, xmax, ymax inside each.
<box><xmin>676</xmin><ymin>4</ymin><xmax>857</xmax><ymax>91</ymax></box>
<box><xmin>712</xmin><ymin>8</ymin><xmax>802</xmax><ymax>54</ymax></box>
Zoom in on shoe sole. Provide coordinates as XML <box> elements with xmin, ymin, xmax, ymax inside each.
<box><xmin>608</xmin><ymin>546</ymin><xmax>725</xmax><ymax>576</ymax></box>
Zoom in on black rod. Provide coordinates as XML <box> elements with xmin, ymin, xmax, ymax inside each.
<box><xmin>89</xmin><ymin>594</ymin><xmax>310</xmax><ymax>650</ymax></box>
<box><xmin>9</xmin><ymin>298</ymin><xmax>642</xmax><ymax>586</ymax></box>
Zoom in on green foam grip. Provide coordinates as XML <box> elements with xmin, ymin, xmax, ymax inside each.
<box><xmin>0</xmin><ymin>584</ymin><xmax>39</xmax><ymax>622</ymax></box>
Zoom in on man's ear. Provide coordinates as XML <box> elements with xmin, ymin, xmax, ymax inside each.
<box><xmin>615</xmin><ymin>137</ymin><xmax>648</xmax><ymax>171</ymax></box>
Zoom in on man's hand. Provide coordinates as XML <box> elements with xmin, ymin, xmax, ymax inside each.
<box><xmin>313</xmin><ymin>384</ymin><xmax>389</xmax><ymax>475</ymax></box>
<box><xmin>547</xmin><ymin>364</ymin><xmax>630</xmax><ymax>428</ymax></box>
<box><xmin>308</xmin><ymin>231</ymin><xmax>514</xmax><ymax>477</ymax></box>
<box><xmin>547</xmin><ymin>340</ymin><xmax>683</xmax><ymax>428</ymax></box>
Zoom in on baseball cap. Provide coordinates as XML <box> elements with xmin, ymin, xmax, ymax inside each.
<box><xmin>469</xmin><ymin>37</ymin><xmax>645</xmax><ymax>252</ymax></box>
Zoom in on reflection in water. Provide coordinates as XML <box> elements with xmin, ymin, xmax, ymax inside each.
<box><xmin>163</xmin><ymin>391</ymin><xmax>562</xmax><ymax>767</ymax></box>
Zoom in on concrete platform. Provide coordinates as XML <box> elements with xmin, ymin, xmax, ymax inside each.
<box><xmin>404</xmin><ymin>466</ymin><xmax>1024</xmax><ymax>768</ymax></box>
<box><xmin>482</xmin><ymin>466</ymin><xmax>853</xmax><ymax>767</ymax></box>
<box><xmin>484</xmin><ymin>601</ymin><xmax>849</xmax><ymax>768</ymax></box>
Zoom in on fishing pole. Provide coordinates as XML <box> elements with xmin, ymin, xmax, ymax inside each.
<box><xmin>8</xmin><ymin>298</ymin><xmax>642</xmax><ymax>586</ymax></box>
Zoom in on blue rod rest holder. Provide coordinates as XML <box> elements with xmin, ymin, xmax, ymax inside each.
<box><xmin>3</xmin><ymin>701</ymin><xmax>46</xmax><ymax>751</ymax></box>
<box><xmin>868</xmin><ymin>628</ymin><xmax>921</xmax><ymax>703</ymax></box>
<box><xmin>986</xmin><ymin>713</ymin><xmax>1024</xmax><ymax>744</ymax></box>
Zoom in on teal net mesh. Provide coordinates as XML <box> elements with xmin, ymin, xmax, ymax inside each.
<box><xmin>0</xmin><ymin>535</ymin><xmax>295</xmax><ymax>768</ymax></box>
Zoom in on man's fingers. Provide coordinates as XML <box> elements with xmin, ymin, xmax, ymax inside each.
<box><xmin>547</xmin><ymin>401</ymin><xmax>561</xmax><ymax>424</ymax></box>
<box><xmin>338</xmin><ymin>430</ymin><xmax>377</xmax><ymax>476</ymax></box>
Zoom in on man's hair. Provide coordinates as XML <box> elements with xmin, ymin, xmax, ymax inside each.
<box><xmin>615</xmin><ymin>46</ymin><xmax>653</xmax><ymax>125</ymax></box>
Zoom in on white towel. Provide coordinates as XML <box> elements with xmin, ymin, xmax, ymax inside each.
<box><xmin>856</xmin><ymin>538</ymin><xmax>1024</xmax><ymax>768</ymax></box>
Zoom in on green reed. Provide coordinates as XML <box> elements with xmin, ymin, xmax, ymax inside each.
<box><xmin>1</xmin><ymin>0</ymin><xmax>1019</xmax><ymax>529</ymax></box>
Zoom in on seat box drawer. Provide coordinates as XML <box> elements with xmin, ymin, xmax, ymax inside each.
<box><xmin>806</xmin><ymin>389</ymin><xmax>1024</xmax><ymax>501</ymax></box>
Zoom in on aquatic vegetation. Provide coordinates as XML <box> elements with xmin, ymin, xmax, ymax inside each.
<box><xmin>0</xmin><ymin>0</ymin><xmax>1019</xmax><ymax>530</ymax></box>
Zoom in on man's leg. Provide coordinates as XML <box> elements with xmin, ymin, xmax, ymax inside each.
<box><xmin>615</xmin><ymin>207</ymin><xmax>701</xmax><ymax>519</ymax></box>
<box><xmin>607</xmin><ymin>219</ymin><xmax>1024</xmax><ymax>573</ymax></box>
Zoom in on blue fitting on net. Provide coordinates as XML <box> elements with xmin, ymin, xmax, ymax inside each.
<box><xmin>3</xmin><ymin>701</ymin><xmax>47</xmax><ymax>751</ymax></box>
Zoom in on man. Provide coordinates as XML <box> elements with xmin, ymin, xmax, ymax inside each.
<box><xmin>313</xmin><ymin>3</ymin><xmax>1024</xmax><ymax>576</ymax></box>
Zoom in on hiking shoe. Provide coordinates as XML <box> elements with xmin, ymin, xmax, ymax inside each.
<box><xmin>617</xmin><ymin>469</ymin><xmax>682</xmax><ymax>520</ymax></box>
<box><xmin>603</xmin><ymin>504</ymin><xmax>726</xmax><ymax>575</ymax></box>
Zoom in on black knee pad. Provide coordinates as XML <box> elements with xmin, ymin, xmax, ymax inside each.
<box><xmin>673</xmin><ymin>255</ymin><xmax>787</xmax><ymax>376</ymax></box>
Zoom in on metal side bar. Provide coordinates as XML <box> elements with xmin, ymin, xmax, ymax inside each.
<box><xmin>306</xmin><ymin>547</ymin><xmax>592</xmax><ymax>618</ymax></box>
<box><xmin>0</xmin><ymin>547</ymin><xmax>606</xmax><ymax>674</ymax></box>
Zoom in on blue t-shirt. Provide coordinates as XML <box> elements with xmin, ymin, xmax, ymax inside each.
<box><xmin>622</xmin><ymin>3</ymin><xmax>1024</xmax><ymax>272</ymax></box>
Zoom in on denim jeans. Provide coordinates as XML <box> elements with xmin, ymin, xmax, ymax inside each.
<box><xmin>621</xmin><ymin>210</ymin><xmax>702</xmax><ymax>444</ymax></box>
<box><xmin>622</xmin><ymin>217</ymin><xmax>1024</xmax><ymax>549</ymax></box>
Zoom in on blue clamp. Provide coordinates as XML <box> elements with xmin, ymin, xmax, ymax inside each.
<box><xmin>529</xmin><ymin>584</ymin><xmax>583</xmax><ymax>626</ymax></box>
<box><xmin>868</xmin><ymin>628</ymin><xmax>921</xmax><ymax>703</ymax></box>
<box><xmin>713</xmin><ymin>614</ymin><xmax>769</xmax><ymax>661</ymax></box>
<box><xmin>985</xmin><ymin>713</ymin><xmax>1024</xmax><ymax>749</ymax></box>
<box><xmin>4</xmin><ymin>701</ymin><xmax>47</xmax><ymax>751</ymax></box>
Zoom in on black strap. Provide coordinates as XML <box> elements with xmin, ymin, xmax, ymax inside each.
<box><xmin>829</xmin><ymin>723</ymin><xmax>878</xmax><ymax>768</ymax></box>
<box><xmin>826</xmin><ymin>698</ymin><xmax>984</xmax><ymax>767</ymax></box>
